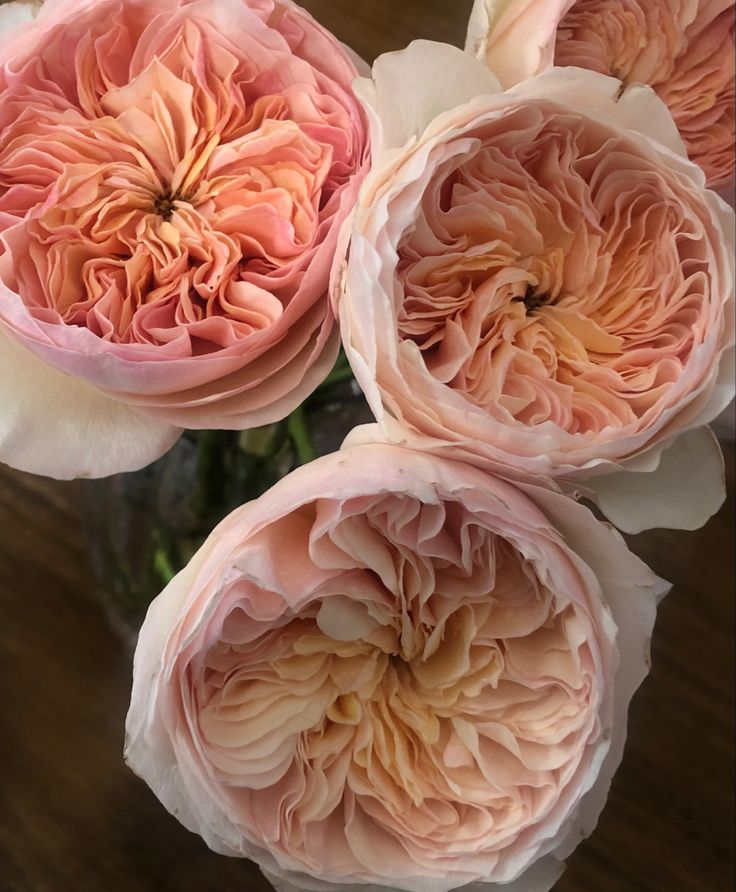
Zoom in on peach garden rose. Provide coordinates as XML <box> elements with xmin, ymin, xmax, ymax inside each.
<box><xmin>336</xmin><ymin>41</ymin><xmax>734</xmax><ymax>534</ymax></box>
<box><xmin>126</xmin><ymin>439</ymin><xmax>668</xmax><ymax>892</ymax></box>
<box><xmin>465</xmin><ymin>0</ymin><xmax>735</xmax><ymax>189</ymax></box>
<box><xmin>0</xmin><ymin>0</ymin><xmax>368</xmax><ymax>478</ymax></box>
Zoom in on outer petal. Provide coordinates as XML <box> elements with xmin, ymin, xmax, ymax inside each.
<box><xmin>0</xmin><ymin>327</ymin><xmax>181</xmax><ymax>479</ymax></box>
<box><xmin>124</xmin><ymin>540</ymin><xmax>236</xmax><ymax>850</ymax></box>
<box><xmin>264</xmin><ymin>855</ymin><xmax>564</xmax><ymax>892</ymax></box>
<box><xmin>523</xmin><ymin>483</ymin><xmax>669</xmax><ymax>857</ymax></box>
<box><xmin>506</xmin><ymin>67</ymin><xmax>688</xmax><ymax>159</ymax></box>
<box><xmin>0</xmin><ymin>0</ymin><xmax>38</xmax><ymax>35</ymax></box>
<box><xmin>465</xmin><ymin>0</ymin><xmax>574</xmax><ymax>88</ymax></box>
<box><xmin>583</xmin><ymin>427</ymin><xmax>726</xmax><ymax>535</ymax></box>
<box><xmin>354</xmin><ymin>40</ymin><xmax>501</xmax><ymax>154</ymax></box>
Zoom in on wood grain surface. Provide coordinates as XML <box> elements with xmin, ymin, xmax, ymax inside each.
<box><xmin>0</xmin><ymin>1</ymin><xmax>734</xmax><ymax>890</ymax></box>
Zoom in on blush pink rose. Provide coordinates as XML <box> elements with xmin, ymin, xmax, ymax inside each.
<box><xmin>0</xmin><ymin>0</ymin><xmax>368</xmax><ymax>478</ymax></box>
<box><xmin>337</xmin><ymin>41</ymin><xmax>734</xmax><ymax>534</ymax></box>
<box><xmin>125</xmin><ymin>439</ymin><xmax>667</xmax><ymax>892</ymax></box>
<box><xmin>466</xmin><ymin>0</ymin><xmax>735</xmax><ymax>190</ymax></box>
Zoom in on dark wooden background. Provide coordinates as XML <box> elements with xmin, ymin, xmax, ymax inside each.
<box><xmin>0</xmin><ymin>1</ymin><xmax>734</xmax><ymax>890</ymax></box>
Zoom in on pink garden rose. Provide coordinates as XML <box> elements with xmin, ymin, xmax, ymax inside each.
<box><xmin>337</xmin><ymin>41</ymin><xmax>734</xmax><ymax>534</ymax></box>
<box><xmin>0</xmin><ymin>0</ymin><xmax>367</xmax><ymax>478</ymax></box>
<box><xmin>126</xmin><ymin>440</ymin><xmax>667</xmax><ymax>892</ymax></box>
<box><xmin>466</xmin><ymin>0</ymin><xmax>735</xmax><ymax>189</ymax></box>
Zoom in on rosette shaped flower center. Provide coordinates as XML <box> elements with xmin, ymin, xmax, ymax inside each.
<box><xmin>0</xmin><ymin>0</ymin><xmax>364</xmax><ymax>350</ymax></box>
<box><xmin>555</xmin><ymin>0</ymin><xmax>735</xmax><ymax>188</ymax></box>
<box><xmin>123</xmin><ymin>445</ymin><xmax>659</xmax><ymax>892</ymax></box>
<box><xmin>397</xmin><ymin>104</ymin><xmax>717</xmax><ymax>436</ymax></box>
<box><xmin>199</xmin><ymin>500</ymin><xmax>601</xmax><ymax>880</ymax></box>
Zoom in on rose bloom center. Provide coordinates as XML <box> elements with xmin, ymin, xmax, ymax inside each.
<box><xmin>191</xmin><ymin>495</ymin><xmax>602</xmax><ymax>876</ymax></box>
<box><xmin>396</xmin><ymin>105</ymin><xmax>713</xmax><ymax>435</ymax></box>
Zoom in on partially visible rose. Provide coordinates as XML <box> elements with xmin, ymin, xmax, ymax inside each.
<box><xmin>126</xmin><ymin>439</ymin><xmax>667</xmax><ymax>892</ymax></box>
<box><xmin>466</xmin><ymin>0</ymin><xmax>735</xmax><ymax>189</ymax></box>
<box><xmin>0</xmin><ymin>0</ymin><xmax>368</xmax><ymax>478</ymax></box>
<box><xmin>337</xmin><ymin>41</ymin><xmax>734</xmax><ymax>533</ymax></box>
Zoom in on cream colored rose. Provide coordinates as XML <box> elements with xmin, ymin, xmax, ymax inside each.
<box><xmin>336</xmin><ymin>41</ymin><xmax>734</xmax><ymax>533</ymax></box>
<box><xmin>466</xmin><ymin>0</ymin><xmax>735</xmax><ymax>189</ymax></box>
<box><xmin>126</xmin><ymin>441</ymin><xmax>667</xmax><ymax>892</ymax></box>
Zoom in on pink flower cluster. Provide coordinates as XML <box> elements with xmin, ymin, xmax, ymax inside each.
<box><xmin>0</xmin><ymin>2</ymin><xmax>731</xmax><ymax>892</ymax></box>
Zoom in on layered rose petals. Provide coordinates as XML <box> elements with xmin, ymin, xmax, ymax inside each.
<box><xmin>466</xmin><ymin>0</ymin><xmax>735</xmax><ymax>189</ymax></box>
<box><xmin>338</xmin><ymin>43</ymin><xmax>734</xmax><ymax>532</ymax></box>
<box><xmin>0</xmin><ymin>0</ymin><xmax>367</xmax><ymax>477</ymax></box>
<box><xmin>555</xmin><ymin>0</ymin><xmax>735</xmax><ymax>189</ymax></box>
<box><xmin>126</xmin><ymin>442</ymin><xmax>666</xmax><ymax>892</ymax></box>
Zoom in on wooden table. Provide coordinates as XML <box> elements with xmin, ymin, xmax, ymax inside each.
<box><xmin>0</xmin><ymin>1</ymin><xmax>734</xmax><ymax>890</ymax></box>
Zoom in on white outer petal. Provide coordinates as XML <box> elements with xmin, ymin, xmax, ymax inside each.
<box><xmin>465</xmin><ymin>0</ymin><xmax>575</xmax><ymax>88</ymax></box>
<box><xmin>354</xmin><ymin>40</ymin><xmax>501</xmax><ymax>154</ymax></box>
<box><xmin>465</xmin><ymin>0</ymin><xmax>494</xmax><ymax>62</ymax></box>
<box><xmin>0</xmin><ymin>0</ymin><xmax>38</xmax><ymax>35</ymax></box>
<box><xmin>583</xmin><ymin>427</ymin><xmax>726</xmax><ymax>534</ymax></box>
<box><xmin>264</xmin><ymin>855</ymin><xmax>564</xmax><ymax>892</ymax></box>
<box><xmin>124</xmin><ymin>543</ymin><xmax>239</xmax><ymax>851</ymax></box>
<box><xmin>0</xmin><ymin>326</ymin><xmax>181</xmax><ymax>479</ymax></box>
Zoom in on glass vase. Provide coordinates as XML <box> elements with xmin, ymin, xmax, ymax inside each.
<box><xmin>80</xmin><ymin>369</ymin><xmax>373</xmax><ymax>646</ymax></box>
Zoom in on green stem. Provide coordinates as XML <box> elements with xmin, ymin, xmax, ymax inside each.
<box><xmin>153</xmin><ymin>546</ymin><xmax>176</xmax><ymax>586</ymax></box>
<box><xmin>151</xmin><ymin>527</ymin><xmax>177</xmax><ymax>587</ymax></box>
<box><xmin>287</xmin><ymin>404</ymin><xmax>316</xmax><ymax>465</ymax></box>
<box><xmin>320</xmin><ymin>364</ymin><xmax>356</xmax><ymax>388</ymax></box>
<box><xmin>320</xmin><ymin>349</ymin><xmax>355</xmax><ymax>389</ymax></box>
<box><xmin>192</xmin><ymin>429</ymin><xmax>230</xmax><ymax>516</ymax></box>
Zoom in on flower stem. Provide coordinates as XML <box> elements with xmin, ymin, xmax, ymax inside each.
<box><xmin>320</xmin><ymin>349</ymin><xmax>355</xmax><ymax>389</ymax></box>
<box><xmin>287</xmin><ymin>404</ymin><xmax>316</xmax><ymax>465</ymax></box>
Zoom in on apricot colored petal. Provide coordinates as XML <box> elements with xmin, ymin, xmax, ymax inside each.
<box><xmin>0</xmin><ymin>327</ymin><xmax>181</xmax><ymax>479</ymax></box>
<box><xmin>586</xmin><ymin>427</ymin><xmax>726</xmax><ymax>534</ymax></box>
